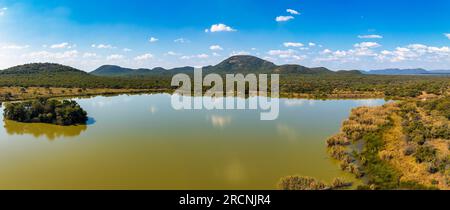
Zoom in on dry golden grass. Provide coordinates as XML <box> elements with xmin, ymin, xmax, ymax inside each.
<box><xmin>381</xmin><ymin>113</ymin><xmax>449</xmax><ymax>189</ymax></box>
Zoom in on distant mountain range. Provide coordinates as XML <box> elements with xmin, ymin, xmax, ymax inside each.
<box><xmin>3</xmin><ymin>55</ymin><xmax>447</xmax><ymax>77</ymax></box>
<box><xmin>363</xmin><ymin>68</ymin><xmax>450</xmax><ymax>75</ymax></box>
<box><xmin>91</xmin><ymin>65</ymin><xmax>194</xmax><ymax>76</ymax></box>
<box><xmin>91</xmin><ymin>55</ymin><xmax>360</xmax><ymax>76</ymax></box>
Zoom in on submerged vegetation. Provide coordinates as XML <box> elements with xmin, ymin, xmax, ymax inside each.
<box><xmin>3</xmin><ymin>98</ymin><xmax>88</xmax><ymax>126</ymax></box>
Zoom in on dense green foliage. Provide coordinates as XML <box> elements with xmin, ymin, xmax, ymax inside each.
<box><xmin>357</xmin><ymin>132</ymin><xmax>400</xmax><ymax>189</ymax></box>
<box><xmin>418</xmin><ymin>96</ymin><xmax>450</xmax><ymax>120</ymax></box>
<box><xmin>399</xmin><ymin>98</ymin><xmax>450</xmax><ymax>176</ymax></box>
<box><xmin>3</xmin><ymin>98</ymin><xmax>88</xmax><ymax>126</ymax></box>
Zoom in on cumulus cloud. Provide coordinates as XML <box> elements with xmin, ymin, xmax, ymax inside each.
<box><xmin>377</xmin><ymin>44</ymin><xmax>450</xmax><ymax>62</ymax></box>
<box><xmin>24</xmin><ymin>50</ymin><xmax>79</xmax><ymax>60</ymax></box>
<box><xmin>50</xmin><ymin>42</ymin><xmax>76</xmax><ymax>49</ymax></box>
<box><xmin>276</xmin><ymin>16</ymin><xmax>294</xmax><ymax>22</ymax></box>
<box><xmin>149</xmin><ymin>37</ymin><xmax>159</xmax><ymax>43</ymax></box>
<box><xmin>205</xmin><ymin>24</ymin><xmax>236</xmax><ymax>33</ymax></box>
<box><xmin>106</xmin><ymin>54</ymin><xmax>124</xmax><ymax>60</ymax></box>
<box><xmin>123</xmin><ymin>48</ymin><xmax>132</xmax><ymax>52</ymax></box>
<box><xmin>209</xmin><ymin>45</ymin><xmax>223</xmax><ymax>51</ymax></box>
<box><xmin>174</xmin><ymin>38</ymin><xmax>190</xmax><ymax>43</ymax></box>
<box><xmin>358</xmin><ymin>34</ymin><xmax>383</xmax><ymax>39</ymax></box>
<box><xmin>354</xmin><ymin>42</ymin><xmax>381</xmax><ymax>49</ymax></box>
<box><xmin>286</xmin><ymin>9</ymin><xmax>300</xmax><ymax>15</ymax></box>
<box><xmin>267</xmin><ymin>49</ymin><xmax>305</xmax><ymax>60</ymax></box>
<box><xmin>82</xmin><ymin>52</ymin><xmax>98</xmax><ymax>58</ymax></box>
<box><xmin>92</xmin><ymin>44</ymin><xmax>115</xmax><ymax>49</ymax></box>
<box><xmin>165</xmin><ymin>51</ymin><xmax>178</xmax><ymax>56</ymax></box>
<box><xmin>134</xmin><ymin>53</ymin><xmax>154</xmax><ymax>61</ymax></box>
<box><xmin>180</xmin><ymin>54</ymin><xmax>210</xmax><ymax>60</ymax></box>
<box><xmin>445</xmin><ymin>33</ymin><xmax>450</xmax><ymax>40</ymax></box>
<box><xmin>309</xmin><ymin>42</ymin><xmax>316</xmax><ymax>47</ymax></box>
<box><xmin>197</xmin><ymin>53</ymin><xmax>209</xmax><ymax>58</ymax></box>
<box><xmin>283</xmin><ymin>42</ymin><xmax>304</xmax><ymax>48</ymax></box>
<box><xmin>230</xmin><ymin>51</ymin><xmax>250</xmax><ymax>56</ymax></box>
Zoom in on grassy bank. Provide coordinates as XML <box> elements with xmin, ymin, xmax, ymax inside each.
<box><xmin>326</xmin><ymin>96</ymin><xmax>449</xmax><ymax>190</ymax></box>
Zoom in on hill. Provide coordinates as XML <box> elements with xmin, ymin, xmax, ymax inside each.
<box><xmin>203</xmin><ymin>55</ymin><xmax>277</xmax><ymax>74</ymax></box>
<box><xmin>1</xmin><ymin>63</ymin><xmax>88</xmax><ymax>75</ymax></box>
<box><xmin>92</xmin><ymin>55</ymin><xmax>357</xmax><ymax>76</ymax></box>
<box><xmin>364</xmin><ymin>68</ymin><xmax>450</xmax><ymax>75</ymax></box>
<box><xmin>91</xmin><ymin>65</ymin><xmax>194</xmax><ymax>76</ymax></box>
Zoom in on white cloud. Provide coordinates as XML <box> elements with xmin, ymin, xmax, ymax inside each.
<box><xmin>106</xmin><ymin>54</ymin><xmax>124</xmax><ymax>60</ymax></box>
<box><xmin>309</xmin><ymin>42</ymin><xmax>316</xmax><ymax>47</ymax></box>
<box><xmin>174</xmin><ymin>38</ymin><xmax>190</xmax><ymax>43</ymax></box>
<box><xmin>267</xmin><ymin>49</ymin><xmax>305</xmax><ymax>60</ymax></box>
<box><xmin>445</xmin><ymin>33</ymin><xmax>450</xmax><ymax>40</ymax></box>
<box><xmin>165</xmin><ymin>51</ymin><xmax>178</xmax><ymax>56</ymax></box>
<box><xmin>197</xmin><ymin>53</ymin><xmax>209</xmax><ymax>58</ymax></box>
<box><xmin>230</xmin><ymin>51</ymin><xmax>250</xmax><ymax>56</ymax></box>
<box><xmin>50</xmin><ymin>42</ymin><xmax>76</xmax><ymax>49</ymax></box>
<box><xmin>268</xmin><ymin>49</ymin><xmax>297</xmax><ymax>56</ymax></box>
<box><xmin>2</xmin><ymin>44</ymin><xmax>30</xmax><ymax>50</ymax></box>
<box><xmin>358</xmin><ymin>34</ymin><xmax>383</xmax><ymax>39</ymax></box>
<box><xmin>286</xmin><ymin>9</ymin><xmax>300</xmax><ymax>15</ymax></box>
<box><xmin>149</xmin><ymin>37</ymin><xmax>159</xmax><ymax>43</ymax></box>
<box><xmin>92</xmin><ymin>44</ymin><xmax>115</xmax><ymax>49</ymax></box>
<box><xmin>24</xmin><ymin>50</ymin><xmax>79</xmax><ymax>60</ymax></box>
<box><xmin>283</xmin><ymin>42</ymin><xmax>304</xmax><ymax>48</ymax></box>
<box><xmin>205</xmin><ymin>23</ymin><xmax>237</xmax><ymax>32</ymax></box>
<box><xmin>0</xmin><ymin>7</ymin><xmax>7</xmax><ymax>16</ymax></box>
<box><xmin>134</xmin><ymin>53</ymin><xmax>154</xmax><ymax>61</ymax></box>
<box><xmin>123</xmin><ymin>48</ymin><xmax>132</xmax><ymax>52</ymax></box>
<box><xmin>209</xmin><ymin>45</ymin><xmax>223</xmax><ymax>51</ymax></box>
<box><xmin>180</xmin><ymin>54</ymin><xmax>210</xmax><ymax>60</ymax></box>
<box><xmin>82</xmin><ymin>52</ymin><xmax>97</xmax><ymax>58</ymax></box>
<box><xmin>276</xmin><ymin>16</ymin><xmax>294</xmax><ymax>22</ymax></box>
<box><xmin>376</xmin><ymin>43</ymin><xmax>450</xmax><ymax>63</ymax></box>
<box><xmin>354</xmin><ymin>42</ymin><xmax>381</xmax><ymax>49</ymax></box>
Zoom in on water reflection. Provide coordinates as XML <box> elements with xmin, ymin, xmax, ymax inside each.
<box><xmin>3</xmin><ymin>120</ymin><xmax>88</xmax><ymax>140</ymax></box>
<box><xmin>209</xmin><ymin>115</ymin><xmax>232</xmax><ymax>128</ymax></box>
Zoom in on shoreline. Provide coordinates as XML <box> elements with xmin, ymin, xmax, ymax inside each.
<box><xmin>0</xmin><ymin>86</ymin><xmax>388</xmax><ymax>103</ymax></box>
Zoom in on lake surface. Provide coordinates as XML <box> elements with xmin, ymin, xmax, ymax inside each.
<box><xmin>0</xmin><ymin>94</ymin><xmax>387</xmax><ymax>189</ymax></box>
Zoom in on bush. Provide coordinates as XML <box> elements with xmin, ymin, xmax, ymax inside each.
<box><xmin>3</xmin><ymin>98</ymin><xmax>88</xmax><ymax>126</ymax></box>
<box><xmin>278</xmin><ymin>176</ymin><xmax>330</xmax><ymax>190</ymax></box>
<box><xmin>414</xmin><ymin>146</ymin><xmax>437</xmax><ymax>163</ymax></box>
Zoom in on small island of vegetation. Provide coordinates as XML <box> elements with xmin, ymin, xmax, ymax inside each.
<box><xmin>3</xmin><ymin>98</ymin><xmax>88</xmax><ymax>126</ymax></box>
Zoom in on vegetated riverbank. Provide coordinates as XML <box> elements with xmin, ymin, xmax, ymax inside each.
<box><xmin>325</xmin><ymin>95</ymin><xmax>449</xmax><ymax>190</ymax></box>
<box><xmin>0</xmin><ymin>86</ymin><xmax>389</xmax><ymax>103</ymax></box>
<box><xmin>0</xmin><ymin>87</ymin><xmax>170</xmax><ymax>102</ymax></box>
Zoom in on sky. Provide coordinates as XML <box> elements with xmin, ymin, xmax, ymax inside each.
<box><xmin>0</xmin><ymin>0</ymin><xmax>449</xmax><ymax>71</ymax></box>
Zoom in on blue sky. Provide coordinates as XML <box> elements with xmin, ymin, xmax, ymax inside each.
<box><xmin>0</xmin><ymin>0</ymin><xmax>449</xmax><ymax>71</ymax></box>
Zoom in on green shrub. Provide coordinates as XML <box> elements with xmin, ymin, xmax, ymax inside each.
<box><xmin>3</xmin><ymin>98</ymin><xmax>88</xmax><ymax>126</ymax></box>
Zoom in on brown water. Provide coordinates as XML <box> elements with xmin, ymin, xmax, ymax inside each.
<box><xmin>0</xmin><ymin>94</ymin><xmax>386</xmax><ymax>189</ymax></box>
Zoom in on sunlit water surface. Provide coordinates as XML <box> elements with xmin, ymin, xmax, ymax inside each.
<box><xmin>0</xmin><ymin>94</ymin><xmax>387</xmax><ymax>189</ymax></box>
